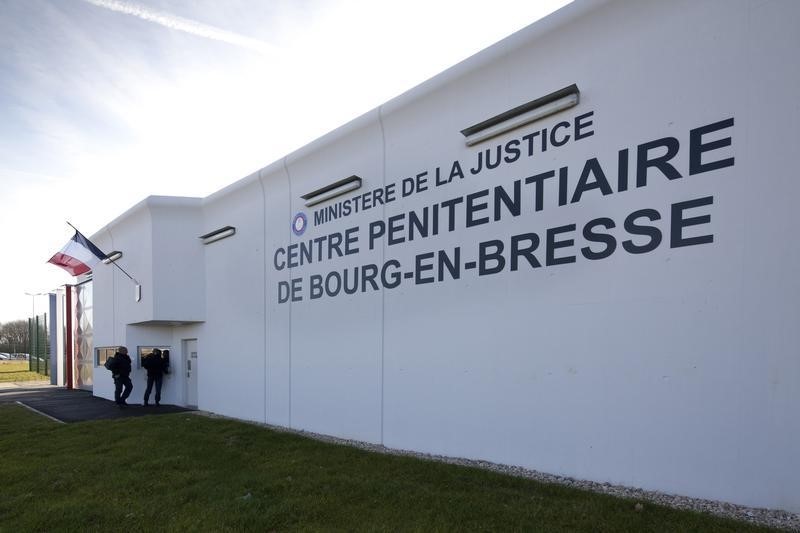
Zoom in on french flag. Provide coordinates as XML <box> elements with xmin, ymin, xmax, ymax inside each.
<box><xmin>48</xmin><ymin>231</ymin><xmax>107</xmax><ymax>276</ymax></box>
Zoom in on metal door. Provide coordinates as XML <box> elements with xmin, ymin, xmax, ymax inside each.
<box><xmin>184</xmin><ymin>339</ymin><xmax>198</xmax><ymax>407</ymax></box>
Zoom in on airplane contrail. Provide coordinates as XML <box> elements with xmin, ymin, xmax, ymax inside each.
<box><xmin>82</xmin><ymin>0</ymin><xmax>278</xmax><ymax>56</ymax></box>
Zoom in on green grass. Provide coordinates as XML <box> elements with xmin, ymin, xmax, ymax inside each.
<box><xmin>0</xmin><ymin>361</ymin><xmax>47</xmax><ymax>382</ymax></box>
<box><xmin>0</xmin><ymin>405</ymin><xmax>778</xmax><ymax>532</ymax></box>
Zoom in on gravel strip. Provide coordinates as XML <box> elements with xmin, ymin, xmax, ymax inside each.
<box><xmin>194</xmin><ymin>411</ymin><xmax>799</xmax><ymax>531</ymax></box>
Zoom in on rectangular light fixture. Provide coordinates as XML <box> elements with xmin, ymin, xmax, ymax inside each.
<box><xmin>301</xmin><ymin>175</ymin><xmax>362</xmax><ymax>207</ymax></box>
<box><xmin>102</xmin><ymin>251</ymin><xmax>123</xmax><ymax>264</ymax></box>
<box><xmin>461</xmin><ymin>84</ymin><xmax>580</xmax><ymax>146</ymax></box>
<box><xmin>199</xmin><ymin>226</ymin><xmax>236</xmax><ymax>245</ymax></box>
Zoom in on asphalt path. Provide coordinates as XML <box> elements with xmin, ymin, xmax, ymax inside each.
<box><xmin>0</xmin><ymin>385</ymin><xmax>193</xmax><ymax>423</ymax></box>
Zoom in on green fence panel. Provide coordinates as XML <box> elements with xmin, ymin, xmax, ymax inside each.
<box><xmin>28</xmin><ymin>313</ymin><xmax>49</xmax><ymax>377</ymax></box>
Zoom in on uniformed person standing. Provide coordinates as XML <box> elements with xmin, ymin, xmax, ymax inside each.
<box><xmin>142</xmin><ymin>348</ymin><xmax>168</xmax><ymax>406</ymax></box>
<box><xmin>108</xmin><ymin>346</ymin><xmax>133</xmax><ymax>407</ymax></box>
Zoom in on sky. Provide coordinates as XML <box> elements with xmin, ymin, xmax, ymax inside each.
<box><xmin>0</xmin><ymin>0</ymin><xmax>570</xmax><ymax>323</ymax></box>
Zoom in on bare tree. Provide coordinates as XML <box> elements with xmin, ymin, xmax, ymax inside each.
<box><xmin>0</xmin><ymin>320</ymin><xmax>30</xmax><ymax>354</ymax></box>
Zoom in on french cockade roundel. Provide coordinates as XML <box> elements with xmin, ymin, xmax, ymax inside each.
<box><xmin>292</xmin><ymin>212</ymin><xmax>307</xmax><ymax>236</ymax></box>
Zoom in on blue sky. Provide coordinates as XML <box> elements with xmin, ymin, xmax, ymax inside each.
<box><xmin>0</xmin><ymin>0</ymin><xmax>569</xmax><ymax>323</ymax></box>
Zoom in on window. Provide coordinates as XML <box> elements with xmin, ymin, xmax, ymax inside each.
<box><xmin>138</xmin><ymin>346</ymin><xmax>170</xmax><ymax>369</ymax></box>
<box><xmin>95</xmin><ymin>347</ymin><xmax>116</xmax><ymax>367</ymax></box>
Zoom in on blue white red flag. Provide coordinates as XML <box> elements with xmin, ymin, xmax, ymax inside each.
<box><xmin>48</xmin><ymin>231</ymin><xmax>107</xmax><ymax>276</ymax></box>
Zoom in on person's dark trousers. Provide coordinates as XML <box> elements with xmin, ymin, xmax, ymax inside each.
<box><xmin>144</xmin><ymin>375</ymin><xmax>163</xmax><ymax>405</ymax></box>
<box><xmin>114</xmin><ymin>377</ymin><xmax>133</xmax><ymax>404</ymax></box>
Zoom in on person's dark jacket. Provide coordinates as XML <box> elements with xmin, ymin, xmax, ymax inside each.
<box><xmin>142</xmin><ymin>354</ymin><xmax>167</xmax><ymax>378</ymax></box>
<box><xmin>112</xmin><ymin>352</ymin><xmax>132</xmax><ymax>378</ymax></box>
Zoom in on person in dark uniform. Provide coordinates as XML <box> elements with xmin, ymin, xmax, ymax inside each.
<box><xmin>142</xmin><ymin>348</ymin><xmax>168</xmax><ymax>406</ymax></box>
<box><xmin>110</xmin><ymin>346</ymin><xmax>133</xmax><ymax>407</ymax></box>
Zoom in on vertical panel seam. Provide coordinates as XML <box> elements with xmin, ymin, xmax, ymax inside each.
<box><xmin>106</xmin><ymin>228</ymin><xmax>116</xmax><ymax>343</ymax></box>
<box><xmin>258</xmin><ymin>169</ymin><xmax>268</xmax><ymax>424</ymax></box>
<box><xmin>283</xmin><ymin>156</ymin><xmax>293</xmax><ymax>429</ymax></box>
<box><xmin>378</xmin><ymin>105</ymin><xmax>387</xmax><ymax>445</ymax></box>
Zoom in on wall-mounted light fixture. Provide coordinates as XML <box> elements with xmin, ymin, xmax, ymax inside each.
<box><xmin>200</xmin><ymin>226</ymin><xmax>236</xmax><ymax>245</ymax></box>
<box><xmin>102</xmin><ymin>251</ymin><xmax>123</xmax><ymax>264</ymax></box>
<box><xmin>301</xmin><ymin>175</ymin><xmax>362</xmax><ymax>207</ymax></box>
<box><xmin>461</xmin><ymin>84</ymin><xmax>580</xmax><ymax>146</ymax></box>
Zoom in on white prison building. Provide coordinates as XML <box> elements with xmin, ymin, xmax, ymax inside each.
<box><xmin>53</xmin><ymin>0</ymin><xmax>800</xmax><ymax>514</ymax></box>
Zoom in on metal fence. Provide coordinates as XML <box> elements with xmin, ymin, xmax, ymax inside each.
<box><xmin>28</xmin><ymin>313</ymin><xmax>49</xmax><ymax>376</ymax></box>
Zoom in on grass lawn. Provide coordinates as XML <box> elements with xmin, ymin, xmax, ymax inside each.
<box><xmin>0</xmin><ymin>405</ymin><xmax>778</xmax><ymax>532</ymax></box>
<box><xmin>0</xmin><ymin>361</ymin><xmax>47</xmax><ymax>383</ymax></box>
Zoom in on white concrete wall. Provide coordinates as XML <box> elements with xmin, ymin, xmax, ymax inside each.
<box><xmin>92</xmin><ymin>201</ymin><xmax>154</xmax><ymax>401</ymax></box>
<box><xmin>91</xmin><ymin>197</ymin><xmax>204</xmax><ymax>403</ymax></box>
<box><xmin>262</xmin><ymin>162</ymin><xmax>292</xmax><ymax>428</ymax></box>
<box><xmin>124</xmin><ymin>324</ymin><xmax>172</xmax><ymax>403</ymax></box>
<box><xmin>256</xmin><ymin>0</ymin><xmax>798</xmax><ymax>512</ymax></box>
<box><xmin>283</xmin><ymin>112</ymin><xmax>385</xmax><ymax>443</ymax></box>
<box><xmin>150</xmin><ymin>197</ymin><xmax>205</xmax><ymax>322</ymax></box>
<box><xmin>118</xmin><ymin>323</ymin><xmax>202</xmax><ymax>406</ymax></box>
<box><xmin>88</xmin><ymin>0</ymin><xmax>800</xmax><ymax>513</ymax></box>
<box><xmin>200</xmin><ymin>174</ymin><xmax>266</xmax><ymax>421</ymax></box>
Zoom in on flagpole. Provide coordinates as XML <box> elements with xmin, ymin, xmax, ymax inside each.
<box><xmin>65</xmin><ymin>221</ymin><xmax>139</xmax><ymax>284</ymax></box>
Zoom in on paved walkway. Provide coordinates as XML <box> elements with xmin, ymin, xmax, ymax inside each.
<box><xmin>0</xmin><ymin>385</ymin><xmax>193</xmax><ymax>423</ymax></box>
<box><xmin>0</xmin><ymin>380</ymin><xmax>51</xmax><ymax>390</ymax></box>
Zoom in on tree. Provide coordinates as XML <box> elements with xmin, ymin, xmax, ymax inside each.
<box><xmin>0</xmin><ymin>319</ymin><xmax>30</xmax><ymax>354</ymax></box>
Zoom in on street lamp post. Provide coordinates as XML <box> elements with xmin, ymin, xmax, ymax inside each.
<box><xmin>24</xmin><ymin>291</ymin><xmax>50</xmax><ymax>319</ymax></box>
<box><xmin>24</xmin><ymin>292</ymin><xmax>36</xmax><ymax>321</ymax></box>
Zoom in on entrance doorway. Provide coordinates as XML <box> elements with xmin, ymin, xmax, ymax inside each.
<box><xmin>183</xmin><ymin>339</ymin><xmax>198</xmax><ymax>407</ymax></box>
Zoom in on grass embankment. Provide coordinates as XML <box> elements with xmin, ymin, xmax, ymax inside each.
<box><xmin>0</xmin><ymin>405</ymin><xmax>778</xmax><ymax>532</ymax></box>
<box><xmin>0</xmin><ymin>361</ymin><xmax>46</xmax><ymax>383</ymax></box>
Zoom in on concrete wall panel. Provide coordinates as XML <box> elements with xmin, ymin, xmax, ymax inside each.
<box><xmin>280</xmin><ymin>114</ymin><xmax>385</xmax><ymax>442</ymax></box>
<box><xmin>262</xmin><ymin>164</ymin><xmax>293</xmax><ymax>427</ymax></box>
<box><xmin>201</xmin><ymin>175</ymin><xmax>266</xmax><ymax>421</ymax></box>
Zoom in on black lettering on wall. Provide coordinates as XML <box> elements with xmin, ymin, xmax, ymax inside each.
<box><xmin>671</xmin><ymin>196</ymin><xmax>714</xmax><ymax>248</ymax></box>
<box><xmin>546</xmin><ymin>224</ymin><xmax>577</xmax><ymax>266</ymax></box>
<box><xmin>636</xmin><ymin>137</ymin><xmax>681</xmax><ymax>187</ymax></box>
<box><xmin>622</xmin><ymin>209</ymin><xmax>662</xmax><ymax>254</ymax></box>
<box><xmin>582</xmin><ymin>217</ymin><xmax>617</xmax><ymax>260</ymax></box>
<box><xmin>690</xmin><ymin>118</ymin><xmax>734</xmax><ymax>175</ymax></box>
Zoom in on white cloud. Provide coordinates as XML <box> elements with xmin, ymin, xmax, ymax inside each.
<box><xmin>81</xmin><ymin>0</ymin><xmax>279</xmax><ymax>56</ymax></box>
